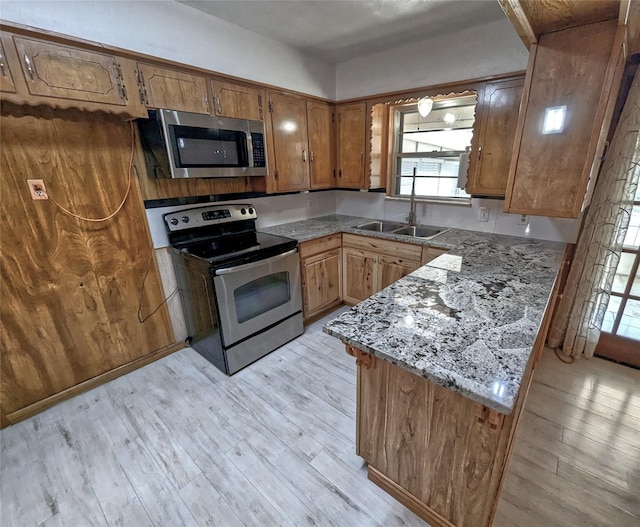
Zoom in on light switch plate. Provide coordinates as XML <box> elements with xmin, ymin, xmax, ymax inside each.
<box><xmin>479</xmin><ymin>207</ymin><xmax>489</xmax><ymax>222</ymax></box>
<box><xmin>27</xmin><ymin>179</ymin><xmax>48</xmax><ymax>200</ymax></box>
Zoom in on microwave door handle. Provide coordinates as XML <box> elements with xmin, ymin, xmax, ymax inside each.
<box><xmin>215</xmin><ymin>248</ymin><xmax>298</xmax><ymax>275</ymax></box>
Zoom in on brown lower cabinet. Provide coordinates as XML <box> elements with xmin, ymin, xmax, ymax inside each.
<box><xmin>299</xmin><ymin>234</ymin><xmax>343</xmax><ymax>322</ymax></box>
<box><xmin>300</xmin><ymin>232</ymin><xmax>448</xmax><ymax>321</ymax></box>
<box><xmin>353</xmin><ymin>348</ymin><xmax>518</xmax><ymax>527</ymax></box>
<box><xmin>342</xmin><ymin>233</ymin><xmax>444</xmax><ymax>305</ymax></box>
<box><xmin>345</xmin><ymin>250</ymin><xmax>560</xmax><ymax>527</ymax></box>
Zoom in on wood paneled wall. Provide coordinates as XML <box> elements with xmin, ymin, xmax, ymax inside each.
<box><xmin>0</xmin><ymin>104</ymin><xmax>175</xmax><ymax>423</ymax></box>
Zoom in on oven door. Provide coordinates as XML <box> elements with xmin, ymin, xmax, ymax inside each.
<box><xmin>213</xmin><ymin>249</ymin><xmax>302</xmax><ymax>346</ymax></box>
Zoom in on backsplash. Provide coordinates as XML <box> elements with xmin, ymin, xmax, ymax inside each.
<box><xmin>146</xmin><ymin>189</ymin><xmax>581</xmax><ymax>248</ymax></box>
<box><xmin>334</xmin><ymin>191</ymin><xmax>582</xmax><ymax>243</ymax></box>
<box><xmin>146</xmin><ymin>191</ymin><xmax>336</xmax><ymax>248</ymax></box>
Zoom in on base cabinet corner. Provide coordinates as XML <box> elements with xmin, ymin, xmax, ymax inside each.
<box><xmin>350</xmin><ymin>346</ymin><xmax>529</xmax><ymax>527</ymax></box>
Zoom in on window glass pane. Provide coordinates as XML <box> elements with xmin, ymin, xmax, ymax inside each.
<box><xmin>618</xmin><ymin>299</ymin><xmax>640</xmax><ymax>341</ymax></box>
<box><xmin>631</xmin><ymin>266</ymin><xmax>640</xmax><ymax>296</ymax></box>
<box><xmin>623</xmin><ymin>205</ymin><xmax>640</xmax><ymax>249</ymax></box>
<box><xmin>400</xmin><ymin>129</ymin><xmax>474</xmax><ymax>152</ymax></box>
<box><xmin>602</xmin><ymin>295</ymin><xmax>622</xmax><ymax>333</ymax></box>
<box><xmin>394</xmin><ymin>95</ymin><xmax>476</xmax><ymax>200</ymax></box>
<box><xmin>397</xmin><ymin>158</ymin><xmax>469</xmax><ymax>198</ymax></box>
<box><xmin>612</xmin><ymin>252</ymin><xmax>636</xmax><ymax>293</ymax></box>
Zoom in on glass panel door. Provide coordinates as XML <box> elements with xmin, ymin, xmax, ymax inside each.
<box><xmin>597</xmin><ymin>186</ymin><xmax>640</xmax><ymax>366</ymax></box>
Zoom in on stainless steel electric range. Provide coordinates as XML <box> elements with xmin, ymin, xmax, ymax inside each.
<box><xmin>166</xmin><ymin>204</ymin><xmax>303</xmax><ymax>375</ymax></box>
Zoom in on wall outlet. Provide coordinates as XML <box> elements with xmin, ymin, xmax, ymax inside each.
<box><xmin>518</xmin><ymin>214</ymin><xmax>529</xmax><ymax>225</ymax></box>
<box><xmin>478</xmin><ymin>207</ymin><xmax>489</xmax><ymax>222</ymax></box>
<box><xmin>27</xmin><ymin>179</ymin><xmax>48</xmax><ymax>200</ymax></box>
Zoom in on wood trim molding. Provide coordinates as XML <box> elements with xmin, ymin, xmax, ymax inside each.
<box><xmin>0</xmin><ymin>20</ymin><xmax>527</xmax><ymax>114</ymax></box>
<box><xmin>368</xmin><ymin>466</ymin><xmax>457</xmax><ymax>527</ymax></box>
<box><xmin>0</xmin><ymin>20</ymin><xmax>334</xmax><ymax>105</ymax></box>
<box><xmin>339</xmin><ymin>72</ymin><xmax>526</xmax><ymax>105</ymax></box>
<box><xmin>345</xmin><ymin>345</ymin><xmax>377</xmax><ymax>369</ymax></box>
<box><xmin>2</xmin><ymin>341</ymin><xmax>184</xmax><ymax>428</ymax></box>
<box><xmin>476</xmin><ymin>405</ymin><xmax>505</xmax><ymax>430</ymax></box>
<box><xmin>497</xmin><ymin>0</ymin><xmax>538</xmax><ymax>49</ymax></box>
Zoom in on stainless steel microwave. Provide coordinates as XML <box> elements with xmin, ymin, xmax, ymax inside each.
<box><xmin>138</xmin><ymin>109</ymin><xmax>267</xmax><ymax>179</ymax></box>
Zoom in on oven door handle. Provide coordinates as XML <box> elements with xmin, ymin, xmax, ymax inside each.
<box><xmin>214</xmin><ymin>248</ymin><xmax>298</xmax><ymax>275</ymax></box>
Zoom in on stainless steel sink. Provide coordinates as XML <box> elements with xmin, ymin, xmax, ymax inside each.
<box><xmin>354</xmin><ymin>220</ymin><xmax>447</xmax><ymax>240</ymax></box>
<box><xmin>354</xmin><ymin>221</ymin><xmax>406</xmax><ymax>232</ymax></box>
<box><xmin>393</xmin><ymin>225</ymin><xmax>446</xmax><ymax>239</ymax></box>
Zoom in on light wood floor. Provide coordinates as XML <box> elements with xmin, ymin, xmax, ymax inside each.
<box><xmin>2</xmin><ymin>307</ymin><xmax>639</xmax><ymax>527</ymax></box>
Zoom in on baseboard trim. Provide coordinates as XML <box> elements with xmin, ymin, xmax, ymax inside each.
<box><xmin>3</xmin><ymin>341</ymin><xmax>184</xmax><ymax>427</ymax></box>
<box><xmin>368</xmin><ymin>465</ymin><xmax>456</xmax><ymax>527</ymax></box>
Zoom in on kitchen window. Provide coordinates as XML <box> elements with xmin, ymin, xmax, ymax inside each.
<box><xmin>391</xmin><ymin>94</ymin><xmax>476</xmax><ymax>202</ymax></box>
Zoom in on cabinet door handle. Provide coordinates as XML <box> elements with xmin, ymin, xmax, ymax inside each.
<box><xmin>339</xmin><ymin>169</ymin><xmax>342</xmax><ymax>178</ymax></box>
<box><xmin>310</xmin><ymin>151</ymin><xmax>314</xmax><ymax>163</ymax></box>
<box><xmin>23</xmin><ymin>54</ymin><xmax>34</xmax><ymax>79</ymax></box>
<box><xmin>214</xmin><ymin>96</ymin><xmax>222</xmax><ymax>115</ymax></box>
<box><xmin>302</xmin><ymin>150</ymin><xmax>307</xmax><ymax>163</ymax></box>
<box><xmin>477</xmin><ymin>146</ymin><xmax>482</xmax><ymax>161</ymax></box>
<box><xmin>0</xmin><ymin>52</ymin><xmax>6</xmax><ymax>77</ymax></box>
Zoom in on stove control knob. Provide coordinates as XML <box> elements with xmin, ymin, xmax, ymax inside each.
<box><xmin>241</xmin><ymin>208</ymin><xmax>246</xmax><ymax>215</ymax></box>
<box><xmin>169</xmin><ymin>218</ymin><xmax>179</xmax><ymax>226</ymax></box>
<box><xmin>248</xmin><ymin>208</ymin><xmax>254</xmax><ymax>215</ymax></box>
<box><xmin>181</xmin><ymin>216</ymin><xmax>190</xmax><ymax>223</ymax></box>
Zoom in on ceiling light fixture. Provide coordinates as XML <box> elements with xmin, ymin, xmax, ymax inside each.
<box><xmin>417</xmin><ymin>97</ymin><xmax>433</xmax><ymax>118</ymax></box>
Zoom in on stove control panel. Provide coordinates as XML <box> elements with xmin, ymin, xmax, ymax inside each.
<box><xmin>164</xmin><ymin>204</ymin><xmax>258</xmax><ymax>232</ymax></box>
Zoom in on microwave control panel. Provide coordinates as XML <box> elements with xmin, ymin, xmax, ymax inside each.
<box><xmin>251</xmin><ymin>133</ymin><xmax>266</xmax><ymax>167</ymax></box>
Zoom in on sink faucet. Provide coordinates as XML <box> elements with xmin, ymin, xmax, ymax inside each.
<box><xmin>406</xmin><ymin>166</ymin><xmax>418</xmax><ymax>226</ymax></box>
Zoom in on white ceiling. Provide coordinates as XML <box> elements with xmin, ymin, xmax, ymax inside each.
<box><xmin>178</xmin><ymin>0</ymin><xmax>508</xmax><ymax>63</ymax></box>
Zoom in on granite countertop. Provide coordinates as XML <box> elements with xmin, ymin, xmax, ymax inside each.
<box><xmin>261</xmin><ymin>215</ymin><xmax>564</xmax><ymax>413</ymax></box>
<box><xmin>260</xmin><ymin>214</ymin><xmax>474</xmax><ymax>249</ymax></box>
<box><xmin>324</xmin><ymin>232</ymin><xmax>565</xmax><ymax>414</ymax></box>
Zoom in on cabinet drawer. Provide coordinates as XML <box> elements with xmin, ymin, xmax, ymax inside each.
<box><xmin>342</xmin><ymin>233</ymin><xmax>422</xmax><ymax>262</ymax></box>
<box><xmin>299</xmin><ymin>233</ymin><xmax>341</xmax><ymax>259</ymax></box>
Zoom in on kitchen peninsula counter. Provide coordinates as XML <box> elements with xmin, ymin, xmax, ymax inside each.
<box><xmin>269</xmin><ymin>215</ymin><xmax>564</xmax><ymax>527</ymax></box>
<box><xmin>323</xmin><ymin>232</ymin><xmax>565</xmax><ymax>414</ymax></box>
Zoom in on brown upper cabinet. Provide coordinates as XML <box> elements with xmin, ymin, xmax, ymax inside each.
<box><xmin>466</xmin><ymin>77</ymin><xmax>524</xmax><ymax>196</ymax></box>
<box><xmin>368</xmin><ymin>102</ymin><xmax>388</xmax><ymax>191</ymax></box>
<box><xmin>0</xmin><ymin>39</ymin><xmax>16</xmax><ymax>93</ymax></box>
<box><xmin>137</xmin><ymin>63</ymin><xmax>210</xmax><ymax>114</ymax></box>
<box><xmin>505</xmin><ymin>20</ymin><xmax>625</xmax><ymax>218</ymax></box>
<box><xmin>0</xmin><ymin>32</ymin><xmax>146</xmax><ymax>118</ymax></box>
<box><xmin>336</xmin><ymin>102</ymin><xmax>367</xmax><ymax>188</ymax></box>
<box><xmin>268</xmin><ymin>91</ymin><xmax>310</xmax><ymax>192</ymax></box>
<box><xmin>211</xmin><ymin>79</ymin><xmax>265</xmax><ymax>121</ymax></box>
<box><xmin>307</xmin><ymin>100</ymin><xmax>336</xmax><ymax>189</ymax></box>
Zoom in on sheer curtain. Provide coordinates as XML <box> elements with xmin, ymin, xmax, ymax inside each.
<box><xmin>547</xmin><ymin>68</ymin><xmax>640</xmax><ymax>359</ymax></box>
